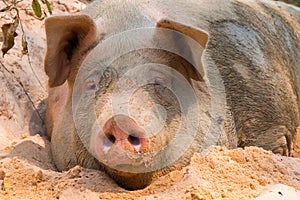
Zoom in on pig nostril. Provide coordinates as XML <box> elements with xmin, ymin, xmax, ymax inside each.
<box><xmin>128</xmin><ymin>135</ymin><xmax>141</xmax><ymax>146</ymax></box>
<box><xmin>107</xmin><ymin>134</ymin><xmax>116</xmax><ymax>144</ymax></box>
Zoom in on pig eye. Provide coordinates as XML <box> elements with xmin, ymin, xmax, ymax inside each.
<box><xmin>152</xmin><ymin>78</ymin><xmax>176</xmax><ymax>104</ymax></box>
<box><xmin>85</xmin><ymin>81</ymin><xmax>98</xmax><ymax>93</ymax></box>
<box><xmin>152</xmin><ymin>78</ymin><xmax>168</xmax><ymax>91</ymax></box>
<box><xmin>153</xmin><ymin>78</ymin><xmax>164</xmax><ymax>87</ymax></box>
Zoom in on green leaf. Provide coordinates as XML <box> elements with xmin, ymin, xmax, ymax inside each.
<box><xmin>44</xmin><ymin>0</ymin><xmax>52</xmax><ymax>15</ymax></box>
<box><xmin>32</xmin><ymin>0</ymin><xmax>42</xmax><ymax>18</ymax></box>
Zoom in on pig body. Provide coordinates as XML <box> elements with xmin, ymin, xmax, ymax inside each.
<box><xmin>45</xmin><ymin>0</ymin><xmax>300</xmax><ymax>189</ymax></box>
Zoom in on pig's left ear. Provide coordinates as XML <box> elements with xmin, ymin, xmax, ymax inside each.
<box><xmin>44</xmin><ymin>14</ymin><xmax>98</xmax><ymax>87</ymax></box>
<box><xmin>156</xmin><ymin>19</ymin><xmax>209</xmax><ymax>80</ymax></box>
<box><xmin>157</xmin><ymin>19</ymin><xmax>208</xmax><ymax>48</ymax></box>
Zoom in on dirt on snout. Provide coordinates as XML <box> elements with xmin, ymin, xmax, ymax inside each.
<box><xmin>0</xmin><ymin>0</ymin><xmax>300</xmax><ymax>199</ymax></box>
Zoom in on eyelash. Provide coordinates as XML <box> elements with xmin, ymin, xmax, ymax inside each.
<box><xmin>153</xmin><ymin>77</ymin><xmax>165</xmax><ymax>85</ymax></box>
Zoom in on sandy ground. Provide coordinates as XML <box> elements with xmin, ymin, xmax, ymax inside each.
<box><xmin>0</xmin><ymin>135</ymin><xmax>300</xmax><ymax>200</ymax></box>
<box><xmin>0</xmin><ymin>0</ymin><xmax>300</xmax><ymax>199</ymax></box>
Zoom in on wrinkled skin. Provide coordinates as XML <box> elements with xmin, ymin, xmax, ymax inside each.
<box><xmin>45</xmin><ymin>0</ymin><xmax>300</xmax><ymax>190</ymax></box>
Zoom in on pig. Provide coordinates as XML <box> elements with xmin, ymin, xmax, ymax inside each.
<box><xmin>44</xmin><ymin>0</ymin><xmax>300</xmax><ymax>190</ymax></box>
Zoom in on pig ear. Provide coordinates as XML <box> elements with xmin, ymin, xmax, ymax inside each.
<box><xmin>157</xmin><ymin>19</ymin><xmax>209</xmax><ymax>81</ymax></box>
<box><xmin>45</xmin><ymin>14</ymin><xmax>98</xmax><ymax>87</ymax></box>
<box><xmin>157</xmin><ymin>19</ymin><xmax>209</xmax><ymax>48</ymax></box>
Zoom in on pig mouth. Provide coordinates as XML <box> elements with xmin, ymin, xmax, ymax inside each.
<box><xmin>96</xmin><ymin>144</ymin><xmax>156</xmax><ymax>171</ymax></box>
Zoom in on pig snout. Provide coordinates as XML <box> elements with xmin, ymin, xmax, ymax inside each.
<box><xmin>100</xmin><ymin>115</ymin><xmax>149</xmax><ymax>154</ymax></box>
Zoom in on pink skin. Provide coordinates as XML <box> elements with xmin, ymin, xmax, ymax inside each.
<box><xmin>46</xmin><ymin>82</ymin><xmax>69</xmax><ymax>138</ymax></box>
<box><xmin>95</xmin><ymin>115</ymin><xmax>149</xmax><ymax>162</ymax></box>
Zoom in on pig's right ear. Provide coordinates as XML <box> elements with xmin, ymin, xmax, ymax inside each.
<box><xmin>44</xmin><ymin>14</ymin><xmax>98</xmax><ymax>87</ymax></box>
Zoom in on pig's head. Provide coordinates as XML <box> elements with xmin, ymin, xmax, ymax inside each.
<box><xmin>45</xmin><ymin>13</ymin><xmax>225</xmax><ymax>190</ymax></box>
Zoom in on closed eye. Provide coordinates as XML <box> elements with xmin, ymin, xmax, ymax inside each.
<box><xmin>85</xmin><ymin>81</ymin><xmax>98</xmax><ymax>93</ymax></box>
<box><xmin>153</xmin><ymin>78</ymin><xmax>166</xmax><ymax>87</ymax></box>
<box><xmin>153</xmin><ymin>80</ymin><xmax>162</xmax><ymax>88</ymax></box>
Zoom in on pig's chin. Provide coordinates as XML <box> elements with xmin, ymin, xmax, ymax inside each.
<box><xmin>96</xmin><ymin>148</ymin><xmax>157</xmax><ymax>190</ymax></box>
<box><xmin>104</xmin><ymin>165</ymin><xmax>154</xmax><ymax>190</ymax></box>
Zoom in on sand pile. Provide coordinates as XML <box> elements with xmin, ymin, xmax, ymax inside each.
<box><xmin>0</xmin><ymin>134</ymin><xmax>299</xmax><ymax>199</ymax></box>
